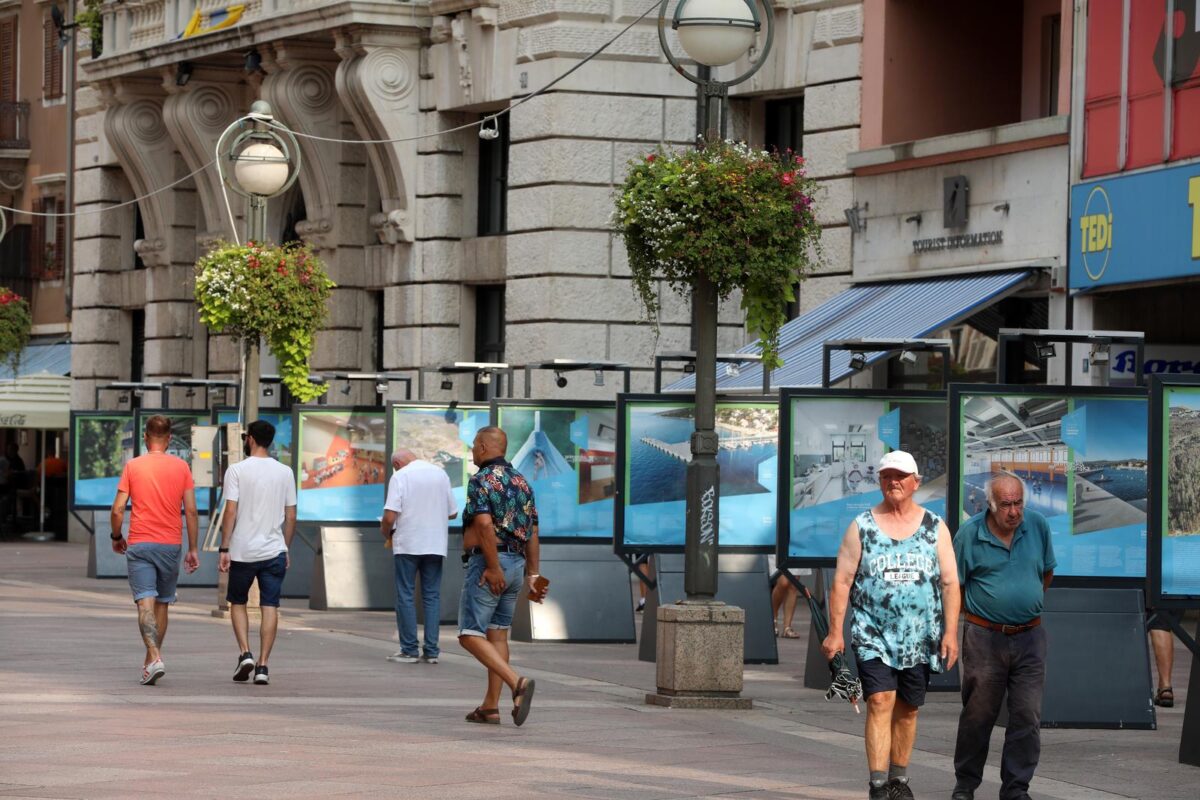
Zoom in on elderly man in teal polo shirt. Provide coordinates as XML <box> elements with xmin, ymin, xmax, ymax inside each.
<box><xmin>951</xmin><ymin>473</ymin><xmax>1055</xmax><ymax>800</ymax></box>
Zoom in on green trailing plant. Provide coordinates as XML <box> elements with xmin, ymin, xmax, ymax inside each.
<box><xmin>0</xmin><ymin>287</ymin><xmax>32</xmax><ymax>376</ymax></box>
<box><xmin>75</xmin><ymin>0</ymin><xmax>103</xmax><ymax>56</ymax></box>
<box><xmin>614</xmin><ymin>139</ymin><xmax>824</xmax><ymax>369</ymax></box>
<box><xmin>194</xmin><ymin>241</ymin><xmax>334</xmax><ymax>402</ymax></box>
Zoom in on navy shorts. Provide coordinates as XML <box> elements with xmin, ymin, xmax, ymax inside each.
<box><xmin>856</xmin><ymin>656</ymin><xmax>931</xmax><ymax>707</ymax></box>
<box><xmin>226</xmin><ymin>552</ymin><xmax>288</xmax><ymax>607</ymax></box>
<box><xmin>1147</xmin><ymin>608</ymin><xmax>1182</xmax><ymax>632</ymax></box>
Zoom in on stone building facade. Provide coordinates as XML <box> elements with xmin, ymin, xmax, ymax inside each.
<box><xmin>70</xmin><ymin>0</ymin><xmax>864</xmax><ymax>410</ymax></box>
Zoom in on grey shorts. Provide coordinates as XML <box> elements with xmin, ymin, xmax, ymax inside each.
<box><xmin>126</xmin><ymin>542</ymin><xmax>181</xmax><ymax>604</ymax></box>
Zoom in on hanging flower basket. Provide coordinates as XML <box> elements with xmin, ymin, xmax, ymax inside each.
<box><xmin>0</xmin><ymin>287</ymin><xmax>31</xmax><ymax>375</ymax></box>
<box><xmin>614</xmin><ymin>139</ymin><xmax>824</xmax><ymax>369</ymax></box>
<box><xmin>195</xmin><ymin>241</ymin><xmax>335</xmax><ymax>402</ymax></box>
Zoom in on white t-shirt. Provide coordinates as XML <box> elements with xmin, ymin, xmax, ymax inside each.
<box><xmin>384</xmin><ymin>459</ymin><xmax>457</xmax><ymax>556</ymax></box>
<box><xmin>223</xmin><ymin>456</ymin><xmax>297</xmax><ymax>563</ymax></box>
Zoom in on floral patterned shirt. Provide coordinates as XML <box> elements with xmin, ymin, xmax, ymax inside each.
<box><xmin>463</xmin><ymin>457</ymin><xmax>538</xmax><ymax>555</ymax></box>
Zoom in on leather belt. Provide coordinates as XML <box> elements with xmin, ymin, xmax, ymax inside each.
<box><xmin>461</xmin><ymin>544</ymin><xmax>522</xmax><ymax>563</ymax></box>
<box><xmin>966</xmin><ymin>612</ymin><xmax>1040</xmax><ymax>635</ymax></box>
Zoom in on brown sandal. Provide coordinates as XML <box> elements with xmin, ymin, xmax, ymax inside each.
<box><xmin>512</xmin><ymin>677</ymin><xmax>536</xmax><ymax>727</ymax></box>
<box><xmin>1155</xmin><ymin>687</ymin><xmax>1174</xmax><ymax>708</ymax></box>
<box><xmin>465</xmin><ymin>706</ymin><xmax>500</xmax><ymax>724</ymax></box>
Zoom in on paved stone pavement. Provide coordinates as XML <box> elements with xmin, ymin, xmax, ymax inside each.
<box><xmin>0</xmin><ymin>542</ymin><xmax>1195</xmax><ymax>799</ymax></box>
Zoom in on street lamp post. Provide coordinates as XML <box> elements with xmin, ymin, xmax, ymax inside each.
<box><xmin>215</xmin><ymin>101</ymin><xmax>301</xmax><ymax>424</ymax></box>
<box><xmin>657</xmin><ymin>0</ymin><xmax>774</xmax><ymax>601</ymax></box>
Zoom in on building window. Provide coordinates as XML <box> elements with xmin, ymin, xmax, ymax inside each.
<box><xmin>1041</xmin><ymin>14</ymin><xmax>1061</xmax><ymax>119</ymax></box>
<box><xmin>42</xmin><ymin>16</ymin><xmax>63</xmax><ymax>101</ymax></box>
<box><xmin>367</xmin><ymin>290</ymin><xmax>384</xmax><ymax>372</ymax></box>
<box><xmin>764</xmin><ymin>97</ymin><xmax>803</xmax><ymax>154</ymax></box>
<box><xmin>473</xmin><ymin>284</ymin><xmax>505</xmax><ymax>400</ymax></box>
<box><xmin>477</xmin><ymin>113</ymin><xmax>508</xmax><ymax>237</ymax></box>
<box><xmin>30</xmin><ymin>196</ymin><xmax>65</xmax><ymax>281</ymax></box>
<box><xmin>130</xmin><ymin>309</ymin><xmax>146</xmax><ymax>386</ymax></box>
<box><xmin>1</xmin><ymin>16</ymin><xmax>16</xmax><ymax>103</ymax></box>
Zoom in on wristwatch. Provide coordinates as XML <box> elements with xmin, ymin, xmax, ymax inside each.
<box><xmin>218</xmin><ymin>547</ymin><xmax>229</xmax><ymax>553</ymax></box>
<box><xmin>110</xmin><ymin>532</ymin><xmax>122</xmax><ymax>541</ymax></box>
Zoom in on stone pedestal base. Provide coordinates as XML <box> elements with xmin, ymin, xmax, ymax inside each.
<box><xmin>645</xmin><ymin>601</ymin><xmax>751</xmax><ymax>709</ymax></box>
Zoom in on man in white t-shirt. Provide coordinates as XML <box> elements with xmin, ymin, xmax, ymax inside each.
<box><xmin>381</xmin><ymin>448</ymin><xmax>457</xmax><ymax>664</ymax></box>
<box><xmin>218</xmin><ymin>420</ymin><xmax>297</xmax><ymax>685</ymax></box>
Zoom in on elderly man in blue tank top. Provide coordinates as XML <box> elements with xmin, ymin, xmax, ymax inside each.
<box><xmin>822</xmin><ymin>450</ymin><xmax>961</xmax><ymax>800</ymax></box>
<box><xmin>951</xmin><ymin>473</ymin><xmax>1055</xmax><ymax>800</ymax></box>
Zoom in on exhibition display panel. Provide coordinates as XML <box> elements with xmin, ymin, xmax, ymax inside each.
<box><xmin>493</xmin><ymin>400</ymin><xmax>617</xmax><ymax>543</ymax></box>
<box><xmin>213</xmin><ymin>407</ymin><xmax>294</xmax><ymax>467</ymax></box>
<box><xmin>778</xmin><ymin>389</ymin><xmax>948</xmax><ymax>567</ymax></box>
<box><xmin>133</xmin><ymin>409</ymin><xmax>214</xmax><ymax>513</ymax></box>
<box><xmin>293</xmin><ymin>406</ymin><xmax>389</xmax><ymax>524</ymax></box>
<box><xmin>615</xmin><ymin>394</ymin><xmax>778</xmax><ymax>553</ymax></box>
<box><xmin>948</xmin><ymin>385</ymin><xmax>1149</xmax><ymax>582</ymax></box>
<box><xmin>386</xmin><ymin>403</ymin><xmax>490</xmax><ymax>527</ymax></box>
<box><xmin>69</xmin><ymin>411</ymin><xmax>135</xmax><ymax>510</ymax></box>
<box><xmin>1149</xmin><ymin>375</ymin><xmax>1200</xmax><ymax>607</ymax></box>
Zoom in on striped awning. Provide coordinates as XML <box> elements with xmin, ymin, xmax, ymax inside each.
<box><xmin>670</xmin><ymin>270</ymin><xmax>1034</xmax><ymax>391</ymax></box>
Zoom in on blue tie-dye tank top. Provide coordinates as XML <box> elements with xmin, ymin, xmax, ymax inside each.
<box><xmin>850</xmin><ymin>508</ymin><xmax>945</xmax><ymax>672</ymax></box>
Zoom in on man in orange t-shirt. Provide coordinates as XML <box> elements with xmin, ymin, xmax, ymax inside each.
<box><xmin>110</xmin><ymin>415</ymin><xmax>200</xmax><ymax>685</ymax></box>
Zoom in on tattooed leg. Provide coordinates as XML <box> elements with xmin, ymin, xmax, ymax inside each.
<box><xmin>136</xmin><ymin>598</ymin><xmax>161</xmax><ymax>664</ymax></box>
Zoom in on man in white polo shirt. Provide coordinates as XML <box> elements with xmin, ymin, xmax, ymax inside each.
<box><xmin>381</xmin><ymin>448</ymin><xmax>458</xmax><ymax>664</ymax></box>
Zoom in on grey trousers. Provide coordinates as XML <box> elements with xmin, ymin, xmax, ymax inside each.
<box><xmin>953</xmin><ymin>622</ymin><xmax>1047</xmax><ymax>800</ymax></box>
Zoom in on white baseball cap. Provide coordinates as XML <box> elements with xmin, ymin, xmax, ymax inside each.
<box><xmin>878</xmin><ymin>450</ymin><xmax>919</xmax><ymax>477</ymax></box>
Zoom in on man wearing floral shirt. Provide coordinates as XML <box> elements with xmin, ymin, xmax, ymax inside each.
<box><xmin>456</xmin><ymin>426</ymin><xmax>546</xmax><ymax>726</ymax></box>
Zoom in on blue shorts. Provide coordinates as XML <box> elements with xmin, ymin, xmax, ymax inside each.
<box><xmin>126</xmin><ymin>543</ymin><xmax>181</xmax><ymax>604</ymax></box>
<box><xmin>458</xmin><ymin>552</ymin><xmax>524</xmax><ymax>637</ymax></box>
<box><xmin>226</xmin><ymin>552</ymin><xmax>288</xmax><ymax>607</ymax></box>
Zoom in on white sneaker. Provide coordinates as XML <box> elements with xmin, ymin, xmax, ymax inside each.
<box><xmin>140</xmin><ymin>660</ymin><xmax>165</xmax><ymax>685</ymax></box>
<box><xmin>421</xmin><ymin>655</ymin><xmax>439</xmax><ymax>664</ymax></box>
<box><xmin>386</xmin><ymin>652</ymin><xmax>419</xmax><ymax>663</ymax></box>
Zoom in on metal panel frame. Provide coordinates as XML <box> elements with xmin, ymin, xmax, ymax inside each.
<box><xmin>291</xmin><ymin>405</ymin><xmax>389</xmax><ymax>526</ymax></box>
<box><xmin>777</xmin><ymin>387</ymin><xmax>947</xmax><ymax>569</ymax></box>
<box><xmin>613</xmin><ymin>392</ymin><xmax>778</xmax><ymax>556</ymax></box>
<box><xmin>1148</xmin><ymin>374</ymin><xmax>1200</xmax><ymax>609</ymax></box>
<box><xmin>492</xmin><ymin>398</ymin><xmax>618</xmax><ymax>545</ymax></box>
<box><xmin>948</xmin><ymin>383</ymin><xmax>1149</xmax><ymax>589</ymax></box>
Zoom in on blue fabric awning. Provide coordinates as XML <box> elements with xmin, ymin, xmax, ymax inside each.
<box><xmin>0</xmin><ymin>337</ymin><xmax>70</xmax><ymax>380</ymax></box>
<box><xmin>670</xmin><ymin>270</ymin><xmax>1033</xmax><ymax>391</ymax></box>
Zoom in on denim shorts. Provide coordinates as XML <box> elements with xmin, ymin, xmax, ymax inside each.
<box><xmin>126</xmin><ymin>542</ymin><xmax>181</xmax><ymax>604</ymax></box>
<box><xmin>458</xmin><ymin>552</ymin><xmax>525</xmax><ymax>637</ymax></box>
<box><xmin>226</xmin><ymin>552</ymin><xmax>288</xmax><ymax>607</ymax></box>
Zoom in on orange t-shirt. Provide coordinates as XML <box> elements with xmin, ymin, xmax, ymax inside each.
<box><xmin>117</xmin><ymin>452</ymin><xmax>195</xmax><ymax>545</ymax></box>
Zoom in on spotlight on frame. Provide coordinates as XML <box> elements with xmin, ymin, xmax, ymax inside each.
<box><xmin>848</xmin><ymin>351</ymin><xmax>867</xmax><ymax>371</ymax></box>
<box><xmin>440</xmin><ymin>378</ymin><xmax>454</xmax><ymax>392</ymax></box>
<box><xmin>593</xmin><ymin>369</ymin><xmax>604</xmax><ymax>387</ymax></box>
<box><xmin>1036</xmin><ymin>343</ymin><xmax>1056</xmax><ymax>361</ymax></box>
<box><xmin>897</xmin><ymin>350</ymin><xmax>917</xmax><ymax>366</ymax></box>
<box><xmin>554</xmin><ymin>371</ymin><xmax>568</xmax><ymax>389</ymax></box>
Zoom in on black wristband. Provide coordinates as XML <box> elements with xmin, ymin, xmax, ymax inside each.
<box><xmin>110</xmin><ymin>532</ymin><xmax>122</xmax><ymax>540</ymax></box>
<box><xmin>218</xmin><ymin>547</ymin><xmax>230</xmax><ymax>553</ymax></box>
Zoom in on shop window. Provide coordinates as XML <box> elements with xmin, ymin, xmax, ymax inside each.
<box><xmin>764</xmin><ymin>97</ymin><xmax>803</xmax><ymax>154</ymax></box>
<box><xmin>477</xmin><ymin>113</ymin><xmax>508</xmax><ymax>237</ymax></box>
<box><xmin>130</xmin><ymin>309</ymin><xmax>145</xmax><ymax>386</ymax></box>
<box><xmin>42</xmin><ymin>16</ymin><xmax>63</xmax><ymax>101</ymax></box>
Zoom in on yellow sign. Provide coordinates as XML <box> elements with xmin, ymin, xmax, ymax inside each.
<box><xmin>1079</xmin><ymin>185</ymin><xmax>1113</xmax><ymax>281</ymax></box>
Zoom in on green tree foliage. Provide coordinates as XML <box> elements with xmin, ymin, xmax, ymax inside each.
<box><xmin>614</xmin><ymin>140</ymin><xmax>824</xmax><ymax>369</ymax></box>
<box><xmin>78</xmin><ymin>418</ymin><xmax>127</xmax><ymax>480</ymax></box>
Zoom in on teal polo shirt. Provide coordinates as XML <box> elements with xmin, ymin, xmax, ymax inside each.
<box><xmin>954</xmin><ymin>509</ymin><xmax>1056</xmax><ymax>626</ymax></box>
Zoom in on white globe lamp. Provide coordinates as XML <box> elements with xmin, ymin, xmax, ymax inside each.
<box><xmin>674</xmin><ymin>0</ymin><xmax>759</xmax><ymax>67</ymax></box>
<box><xmin>233</xmin><ymin>141</ymin><xmax>290</xmax><ymax>197</ymax></box>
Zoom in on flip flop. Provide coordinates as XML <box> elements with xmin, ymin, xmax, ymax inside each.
<box><xmin>465</xmin><ymin>706</ymin><xmax>500</xmax><ymax>724</ymax></box>
<box><xmin>512</xmin><ymin>677</ymin><xmax>536</xmax><ymax>727</ymax></box>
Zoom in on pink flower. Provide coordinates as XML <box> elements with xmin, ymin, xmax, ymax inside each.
<box><xmin>646</xmin><ymin>154</ymin><xmax>656</xmax><ymax>163</ymax></box>
<box><xmin>780</xmin><ymin>172</ymin><xmax>795</xmax><ymax>186</ymax></box>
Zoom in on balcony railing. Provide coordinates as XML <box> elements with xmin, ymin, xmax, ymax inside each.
<box><xmin>100</xmin><ymin>0</ymin><xmax>349</xmax><ymax>57</ymax></box>
<box><xmin>0</xmin><ymin>101</ymin><xmax>31</xmax><ymax>151</ymax></box>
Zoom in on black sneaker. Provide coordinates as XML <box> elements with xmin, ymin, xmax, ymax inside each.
<box><xmin>233</xmin><ymin>651</ymin><xmax>255</xmax><ymax>682</ymax></box>
<box><xmin>254</xmin><ymin>665</ymin><xmax>269</xmax><ymax>685</ymax></box>
<box><xmin>868</xmin><ymin>783</ymin><xmax>890</xmax><ymax>800</ymax></box>
<box><xmin>887</xmin><ymin>778</ymin><xmax>915</xmax><ymax>799</ymax></box>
